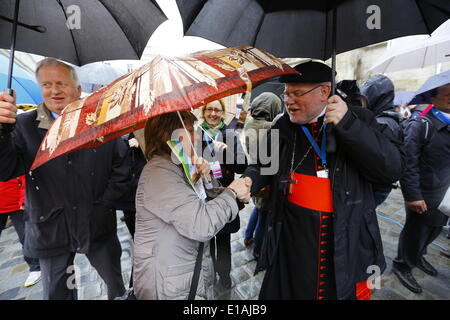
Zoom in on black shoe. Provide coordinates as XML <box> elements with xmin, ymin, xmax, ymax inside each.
<box><xmin>440</xmin><ymin>250</ymin><xmax>450</xmax><ymax>259</ymax></box>
<box><xmin>392</xmin><ymin>267</ymin><xmax>422</xmax><ymax>294</ymax></box>
<box><xmin>417</xmin><ymin>257</ymin><xmax>438</xmax><ymax>276</ymax></box>
<box><xmin>219</xmin><ymin>275</ymin><xmax>232</xmax><ymax>289</ymax></box>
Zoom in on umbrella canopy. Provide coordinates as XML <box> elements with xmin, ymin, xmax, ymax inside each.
<box><xmin>176</xmin><ymin>0</ymin><xmax>450</xmax><ymax>60</ymax></box>
<box><xmin>409</xmin><ymin>69</ymin><xmax>450</xmax><ymax>105</ymax></box>
<box><xmin>0</xmin><ymin>54</ymin><xmax>42</xmax><ymax>104</ymax></box>
<box><xmin>0</xmin><ymin>0</ymin><xmax>167</xmax><ymax>66</ymax></box>
<box><xmin>76</xmin><ymin>62</ymin><xmax>128</xmax><ymax>86</ymax></box>
<box><xmin>370</xmin><ymin>19</ymin><xmax>450</xmax><ymax>74</ymax></box>
<box><xmin>31</xmin><ymin>46</ymin><xmax>297</xmax><ymax>170</ymax></box>
<box><xmin>176</xmin><ymin>0</ymin><xmax>450</xmax><ymax>153</ymax></box>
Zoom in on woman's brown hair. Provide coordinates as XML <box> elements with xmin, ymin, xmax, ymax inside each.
<box><xmin>144</xmin><ymin>111</ymin><xmax>197</xmax><ymax>160</ymax></box>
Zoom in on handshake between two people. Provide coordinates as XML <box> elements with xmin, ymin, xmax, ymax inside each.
<box><xmin>193</xmin><ymin>157</ymin><xmax>252</xmax><ymax>203</ymax></box>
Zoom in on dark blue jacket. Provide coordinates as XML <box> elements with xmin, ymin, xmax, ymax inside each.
<box><xmin>0</xmin><ymin>104</ymin><xmax>131</xmax><ymax>258</ymax></box>
<box><xmin>198</xmin><ymin>123</ymin><xmax>247</xmax><ymax>234</ymax></box>
<box><xmin>361</xmin><ymin>74</ymin><xmax>405</xmax><ymax>194</ymax></box>
<box><xmin>400</xmin><ymin>111</ymin><xmax>450</xmax><ymax>226</ymax></box>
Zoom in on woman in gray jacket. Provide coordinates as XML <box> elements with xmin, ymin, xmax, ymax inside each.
<box><xmin>133</xmin><ymin>111</ymin><xmax>250</xmax><ymax>300</ymax></box>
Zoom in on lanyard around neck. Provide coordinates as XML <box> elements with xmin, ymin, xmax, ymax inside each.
<box><xmin>431</xmin><ymin>107</ymin><xmax>450</xmax><ymax>125</ymax></box>
<box><xmin>205</xmin><ymin>132</ymin><xmax>220</xmax><ymax>157</ymax></box>
<box><xmin>301</xmin><ymin>122</ymin><xmax>327</xmax><ymax>167</ymax></box>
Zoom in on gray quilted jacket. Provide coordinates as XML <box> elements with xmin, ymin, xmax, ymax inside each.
<box><xmin>133</xmin><ymin>156</ymin><xmax>239</xmax><ymax>300</ymax></box>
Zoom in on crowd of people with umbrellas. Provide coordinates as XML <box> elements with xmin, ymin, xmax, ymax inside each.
<box><xmin>0</xmin><ymin>0</ymin><xmax>449</xmax><ymax>301</ymax></box>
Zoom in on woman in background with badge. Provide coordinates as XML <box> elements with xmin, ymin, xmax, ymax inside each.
<box><xmin>198</xmin><ymin>99</ymin><xmax>248</xmax><ymax>289</ymax></box>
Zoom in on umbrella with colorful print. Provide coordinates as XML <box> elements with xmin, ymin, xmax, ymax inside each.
<box><xmin>31</xmin><ymin>45</ymin><xmax>297</xmax><ymax>170</ymax></box>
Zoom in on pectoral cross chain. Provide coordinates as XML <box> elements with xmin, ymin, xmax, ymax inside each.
<box><xmin>288</xmin><ymin>175</ymin><xmax>298</xmax><ymax>194</ymax></box>
<box><xmin>288</xmin><ymin>134</ymin><xmax>313</xmax><ymax>195</ymax></box>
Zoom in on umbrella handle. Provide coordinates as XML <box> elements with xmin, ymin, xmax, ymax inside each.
<box><xmin>3</xmin><ymin>0</ymin><xmax>19</xmax><ymax>132</ymax></box>
<box><xmin>1</xmin><ymin>89</ymin><xmax>16</xmax><ymax>133</ymax></box>
<box><xmin>326</xmin><ymin>6</ymin><xmax>337</xmax><ymax>154</ymax></box>
<box><xmin>326</xmin><ymin>124</ymin><xmax>336</xmax><ymax>153</ymax></box>
<box><xmin>327</xmin><ymin>74</ymin><xmax>337</xmax><ymax>153</ymax></box>
<box><xmin>201</xmin><ymin>173</ymin><xmax>213</xmax><ymax>190</ymax></box>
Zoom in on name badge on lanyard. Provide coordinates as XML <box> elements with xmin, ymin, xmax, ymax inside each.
<box><xmin>205</xmin><ymin>132</ymin><xmax>223</xmax><ymax>179</ymax></box>
<box><xmin>301</xmin><ymin>123</ymin><xmax>328</xmax><ymax>179</ymax></box>
<box><xmin>317</xmin><ymin>169</ymin><xmax>329</xmax><ymax>179</ymax></box>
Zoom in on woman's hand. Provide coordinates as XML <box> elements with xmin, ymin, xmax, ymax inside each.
<box><xmin>228</xmin><ymin>177</ymin><xmax>252</xmax><ymax>202</ymax></box>
<box><xmin>194</xmin><ymin>157</ymin><xmax>211</xmax><ymax>177</ymax></box>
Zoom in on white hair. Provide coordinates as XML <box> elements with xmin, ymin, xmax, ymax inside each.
<box><xmin>35</xmin><ymin>58</ymin><xmax>80</xmax><ymax>86</ymax></box>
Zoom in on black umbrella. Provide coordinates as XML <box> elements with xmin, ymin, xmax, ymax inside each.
<box><xmin>0</xmin><ymin>0</ymin><xmax>167</xmax><ymax>131</ymax></box>
<box><xmin>250</xmin><ymin>77</ymin><xmax>284</xmax><ymax>102</ymax></box>
<box><xmin>0</xmin><ymin>0</ymin><xmax>167</xmax><ymax>66</ymax></box>
<box><xmin>176</xmin><ymin>0</ymin><xmax>450</xmax><ymax>151</ymax></box>
<box><xmin>177</xmin><ymin>0</ymin><xmax>449</xmax><ymax>61</ymax></box>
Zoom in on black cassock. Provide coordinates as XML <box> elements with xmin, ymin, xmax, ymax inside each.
<box><xmin>259</xmin><ymin>119</ymin><xmax>337</xmax><ymax>300</ymax></box>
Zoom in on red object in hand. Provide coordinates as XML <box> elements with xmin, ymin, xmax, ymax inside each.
<box><xmin>0</xmin><ymin>175</ymin><xmax>25</xmax><ymax>213</ymax></box>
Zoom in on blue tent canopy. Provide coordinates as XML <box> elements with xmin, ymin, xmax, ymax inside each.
<box><xmin>0</xmin><ymin>55</ymin><xmax>42</xmax><ymax>105</ymax></box>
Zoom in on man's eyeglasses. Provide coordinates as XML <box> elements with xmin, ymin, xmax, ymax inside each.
<box><xmin>280</xmin><ymin>85</ymin><xmax>322</xmax><ymax>101</ymax></box>
<box><xmin>204</xmin><ymin>108</ymin><xmax>223</xmax><ymax>114</ymax></box>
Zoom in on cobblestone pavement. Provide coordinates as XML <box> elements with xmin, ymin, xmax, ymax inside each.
<box><xmin>0</xmin><ymin>189</ymin><xmax>449</xmax><ymax>300</ymax></box>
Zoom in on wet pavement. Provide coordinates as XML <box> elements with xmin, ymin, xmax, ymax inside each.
<box><xmin>0</xmin><ymin>188</ymin><xmax>449</xmax><ymax>300</ymax></box>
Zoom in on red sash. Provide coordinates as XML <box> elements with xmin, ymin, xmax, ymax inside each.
<box><xmin>287</xmin><ymin>171</ymin><xmax>334</xmax><ymax>213</ymax></box>
<box><xmin>356</xmin><ymin>281</ymin><xmax>371</xmax><ymax>300</ymax></box>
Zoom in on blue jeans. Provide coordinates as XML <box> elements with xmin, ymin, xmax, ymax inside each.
<box><xmin>244</xmin><ymin>208</ymin><xmax>265</xmax><ymax>255</ymax></box>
